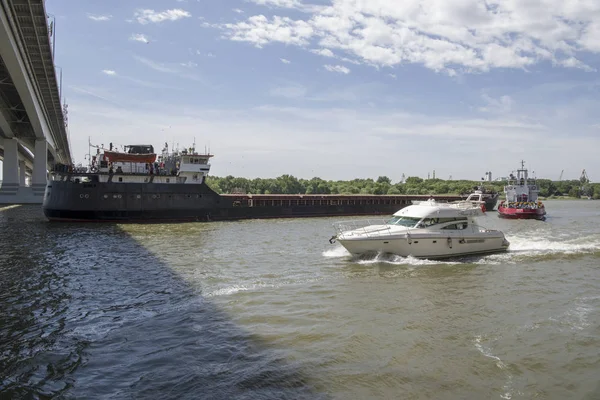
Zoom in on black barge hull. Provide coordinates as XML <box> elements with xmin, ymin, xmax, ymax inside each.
<box><xmin>43</xmin><ymin>180</ymin><xmax>462</xmax><ymax>222</ymax></box>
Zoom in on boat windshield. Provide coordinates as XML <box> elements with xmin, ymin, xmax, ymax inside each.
<box><xmin>385</xmin><ymin>216</ymin><xmax>421</xmax><ymax>227</ymax></box>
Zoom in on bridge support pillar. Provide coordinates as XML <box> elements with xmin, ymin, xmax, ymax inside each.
<box><xmin>0</xmin><ymin>138</ymin><xmax>46</xmax><ymax>204</ymax></box>
<box><xmin>19</xmin><ymin>159</ymin><xmax>26</xmax><ymax>186</ymax></box>
<box><xmin>0</xmin><ymin>138</ymin><xmax>19</xmax><ymax>194</ymax></box>
<box><xmin>32</xmin><ymin>139</ymin><xmax>48</xmax><ymax>188</ymax></box>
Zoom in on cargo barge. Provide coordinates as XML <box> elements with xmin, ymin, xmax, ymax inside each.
<box><xmin>43</xmin><ymin>144</ymin><xmax>462</xmax><ymax>222</ymax></box>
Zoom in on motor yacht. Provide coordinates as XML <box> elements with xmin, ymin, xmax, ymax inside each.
<box><xmin>329</xmin><ymin>199</ymin><xmax>510</xmax><ymax>259</ymax></box>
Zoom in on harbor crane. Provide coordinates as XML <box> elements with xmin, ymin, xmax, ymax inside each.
<box><xmin>580</xmin><ymin>169</ymin><xmax>592</xmax><ymax>197</ymax></box>
<box><xmin>580</xmin><ymin>169</ymin><xmax>590</xmax><ymax>184</ymax></box>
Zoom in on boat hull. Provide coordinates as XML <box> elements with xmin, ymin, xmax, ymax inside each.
<box><xmin>497</xmin><ymin>202</ymin><xmax>546</xmax><ymax>220</ymax></box>
<box><xmin>43</xmin><ymin>180</ymin><xmax>410</xmax><ymax>222</ymax></box>
<box><xmin>337</xmin><ymin>232</ymin><xmax>509</xmax><ymax>259</ymax></box>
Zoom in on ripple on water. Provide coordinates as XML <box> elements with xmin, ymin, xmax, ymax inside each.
<box><xmin>1</xmin><ymin>203</ymin><xmax>600</xmax><ymax>399</ymax></box>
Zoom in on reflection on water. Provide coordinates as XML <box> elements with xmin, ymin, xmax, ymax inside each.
<box><xmin>1</xmin><ymin>200</ymin><xmax>600</xmax><ymax>399</ymax></box>
<box><xmin>0</xmin><ymin>206</ymin><xmax>322</xmax><ymax>399</ymax></box>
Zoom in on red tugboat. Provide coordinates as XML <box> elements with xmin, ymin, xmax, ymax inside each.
<box><xmin>497</xmin><ymin>161</ymin><xmax>546</xmax><ymax>220</ymax></box>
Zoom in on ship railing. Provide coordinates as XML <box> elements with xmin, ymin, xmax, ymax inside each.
<box><xmin>332</xmin><ymin>219</ymin><xmax>392</xmax><ymax>237</ymax></box>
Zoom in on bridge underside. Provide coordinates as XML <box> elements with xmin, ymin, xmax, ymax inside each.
<box><xmin>0</xmin><ymin>0</ymin><xmax>71</xmax><ymax>204</ymax></box>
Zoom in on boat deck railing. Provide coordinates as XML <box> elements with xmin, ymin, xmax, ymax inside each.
<box><xmin>332</xmin><ymin>219</ymin><xmax>391</xmax><ymax>237</ymax></box>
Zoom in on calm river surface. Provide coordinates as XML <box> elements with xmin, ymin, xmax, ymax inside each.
<box><xmin>1</xmin><ymin>200</ymin><xmax>599</xmax><ymax>399</ymax></box>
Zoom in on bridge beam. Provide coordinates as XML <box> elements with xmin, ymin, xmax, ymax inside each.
<box><xmin>0</xmin><ymin>1</ymin><xmax>57</xmax><ymax>152</ymax></box>
<box><xmin>0</xmin><ymin>105</ymin><xmax>15</xmax><ymax>138</ymax></box>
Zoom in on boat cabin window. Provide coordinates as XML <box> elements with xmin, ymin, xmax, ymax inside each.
<box><xmin>385</xmin><ymin>216</ymin><xmax>421</xmax><ymax>227</ymax></box>
<box><xmin>416</xmin><ymin>217</ymin><xmax>466</xmax><ymax>227</ymax></box>
<box><xmin>441</xmin><ymin>222</ymin><xmax>468</xmax><ymax>230</ymax></box>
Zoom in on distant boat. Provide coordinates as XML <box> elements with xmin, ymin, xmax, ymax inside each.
<box><xmin>497</xmin><ymin>161</ymin><xmax>546</xmax><ymax>220</ymax></box>
<box><xmin>464</xmin><ymin>186</ymin><xmax>499</xmax><ymax>211</ymax></box>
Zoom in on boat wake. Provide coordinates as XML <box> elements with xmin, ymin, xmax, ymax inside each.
<box><xmin>322</xmin><ymin>246</ymin><xmax>351</xmax><ymax>258</ymax></box>
<box><xmin>501</xmin><ymin>234</ymin><xmax>600</xmax><ymax>259</ymax></box>
<box><xmin>322</xmin><ymin>246</ymin><xmax>458</xmax><ymax>266</ymax></box>
<box><xmin>473</xmin><ymin>335</ymin><xmax>518</xmax><ymax>400</ymax></box>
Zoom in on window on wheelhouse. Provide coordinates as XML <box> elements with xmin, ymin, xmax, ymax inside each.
<box><xmin>385</xmin><ymin>216</ymin><xmax>421</xmax><ymax>227</ymax></box>
<box><xmin>419</xmin><ymin>217</ymin><xmax>467</xmax><ymax>227</ymax></box>
<box><xmin>442</xmin><ymin>221</ymin><xmax>468</xmax><ymax>230</ymax></box>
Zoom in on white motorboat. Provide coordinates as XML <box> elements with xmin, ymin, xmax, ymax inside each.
<box><xmin>329</xmin><ymin>199</ymin><xmax>510</xmax><ymax>259</ymax></box>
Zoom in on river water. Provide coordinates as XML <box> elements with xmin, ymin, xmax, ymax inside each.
<box><xmin>1</xmin><ymin>200</ymin><xmax>599</xmax><ymax>399</ymax></box>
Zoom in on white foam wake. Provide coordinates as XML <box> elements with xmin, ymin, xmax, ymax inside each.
<box><xmin>474</xmin><ymin>335</ymin><xmax>515</xmax><ymax>399</ymax></box>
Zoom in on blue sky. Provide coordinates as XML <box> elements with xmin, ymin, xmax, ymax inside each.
<box><xmin>7</xmin><ymin>0</ymin><xmax>600</xmax><ymax>182</ymax></box>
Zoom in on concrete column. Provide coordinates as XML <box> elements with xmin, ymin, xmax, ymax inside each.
<box><xmin>1</xmin><ymin>137</ymin><xmax>19</xmax><ymax>185</ymax></box>
<box><xmin>32</xmin><ymin>139</ymin><xmax>47</xmax><ymax>186</ymax></box>
<box><xmin>19</xmin><ymin>159</ymin><xmax>26</xmax><ymax>186</ymax></box>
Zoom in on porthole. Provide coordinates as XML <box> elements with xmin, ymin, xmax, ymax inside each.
<box><xmin>103</xmin><ymin>194</ymin><xmax>108</xmax><ymax>199</ymax></box>
<box><xmin>136</xmin><ymin>194</ymin><xmax>141</xmax><ymax>199</ymax></box>
<box><xmin>85</xmin><ymin>194</ymin><xmax>89</xmax><ymax>199</ymax></box>
<box><xmin>79</xmin><ymin>194</ymin><xmax>84</xmax><ymax>198</ymax></box>
<box><xmin>113</xmin><ymin>194</ymin><xmax>117</xmax><ymax>199</ymax></box>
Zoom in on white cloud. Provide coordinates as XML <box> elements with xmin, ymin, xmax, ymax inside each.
<box><xmin>554</xmin><ymin>57</ymin><xmax>597</xmax><ymax>72</ymax></box>
<box><xmin>280</xmin><ymin>58</ymin><xmax>291</xmax><ymax>64</ymax></box>
<box><xmin>134</xmin><ymin>9</ymin><xmax>191</xmax><ymax>24</ymax></box>
<box><xmin>478</xmin><ymin>94</ymin><xmax>514</xmax><ymax>114</ymax></box>
<box><xmin>129</xmin><ymin>33</ymin><xmax>149</xmax><ymax>44</ymax></box>
<box><xmin>388</xmin><ymin>73</ymin><xmax>397</xmax><ymax>79</ymax></box>
<box><xmin>324</xmin><ymin>64</ymin><xmax>350</xmax><ymax>74</ymax></box>
<box><xmin>87</xmin><ymin>14</ymin><xmax>112</xmax><ymax>21</ymax></box>
<box><xmin>222</xmin><ymin>15</ymin><xmax>313</xmax><ymax>48</ymax></box>
<box><xmin>310</xmin><ymin>48</ymin><xmax>334</xmax><ymax>58</ymax></box>
<box><xmin>67</xmin><ymin>99</ymin><xmax>600</xmax><ymax>181</ymax></box>
<box><xmin>133</xmin><ymin>55</ymin><xmax>177</xmax><ymax>73</ymax></box>
<box><xmin>219</xmin><ymin>0</ymin><xmax>600</xmax><ymax>73</ymax></box>
<box><xmin>102</xmin><ymin>70</ymin><xmax>116</xmax><ymax>76</ymax></box>
<box><xmin>233</xmin><ymin>8</ymin><xmax>244</xmax><ymax>14</ymax></box>
<box><xmin>247</xmin><ymin>0</ymin><xmax>324</xmax><ymax>13</ymax></box>
<box><xmin>180</xmin><ymin>61</ymin><xmax>198</xmax><ymax>68</ymax></box>
<box><xmin>133</xmin><ymin>55</ymin><xmax>208</xmax><ymax>84</ymax></box>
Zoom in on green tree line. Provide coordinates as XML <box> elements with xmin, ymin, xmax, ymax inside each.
<box><xmin>206</xmin><ymin>175</ymin><xmax>600</xmax><ymax>199</ymax></box>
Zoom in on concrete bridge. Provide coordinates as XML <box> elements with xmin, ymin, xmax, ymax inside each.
<box><xmin>0</xmin><ymin>0</ymin><xmax>71</xmax><ymax>204</ymax></box>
